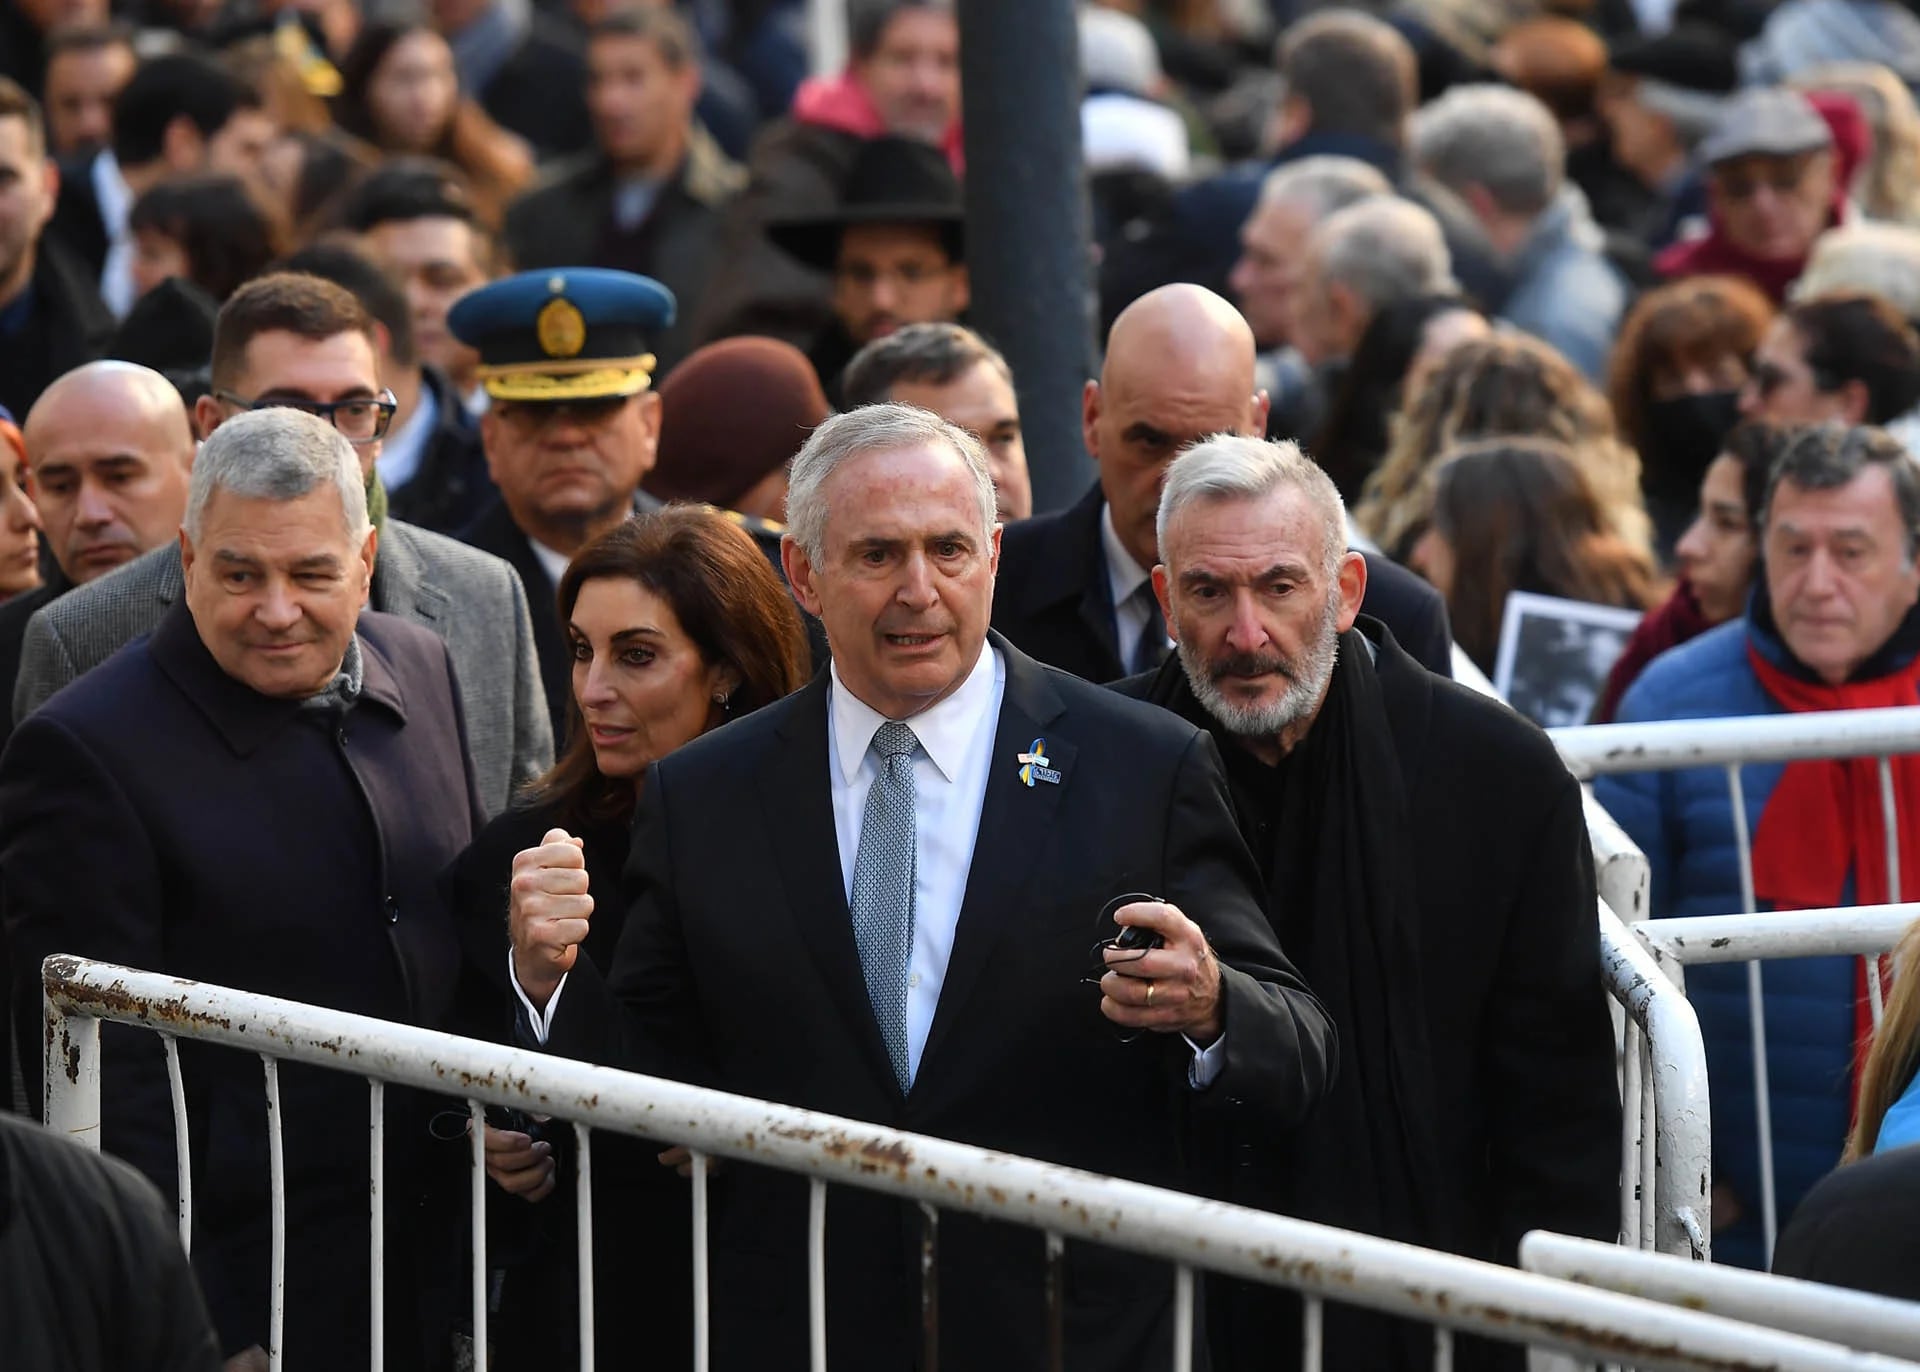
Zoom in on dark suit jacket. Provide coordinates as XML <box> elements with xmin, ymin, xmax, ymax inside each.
<box><xmin>477</xmin><ymin>16</ymin><xmax>592</xmax><ymax>158</ymax></box>
<box><xmin>0</xmin><ymin>239</ymin><xmax>114</xmax><ymax>422</ymax></box>
<box><xmin>47</xmin><ymin>151</ymin><xmax>108</xmax><ymax>282</ymax></box>
<box><xmin>539</xmin><ymin>636</ymin><xmax>1337</xmax><ymax>1372</ymax></box>
<box><xmin>386</xmin><ymin>365</ymin><xmax>498</xmax><ymax>536</ymax></box>
<box><xmin>992</xmin><ymin>484</ymin><xmax>1454</xmax><ymax>683</ymax></box>
<box><xmin>0</xmin><ymin>605</ymin><xmax>486</xmax><ymax>1364</ymax></box>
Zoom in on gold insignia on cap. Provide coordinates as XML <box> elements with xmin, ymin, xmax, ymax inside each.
<box><xmin>537</xmin><ymin>297</ymin><xmax>586</xmax><ymax>359</ymax></box>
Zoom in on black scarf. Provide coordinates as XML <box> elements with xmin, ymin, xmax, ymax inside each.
<box><xmin>1145</xmin><ymin>626</ymin><xmax>1447</xmax><ymax>1366</ymax></box>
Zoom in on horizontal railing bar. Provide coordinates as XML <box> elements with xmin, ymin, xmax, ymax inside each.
<box><xmin>1641</xmin><ymin>906</ymin><xmax>1918</xmax><ymax>965</ymax></box>
<box><xmin>40</xmin><ymin>956</ymin><xmax>1917</xmax><ymax>1372</ymax></box>
<box><xmin>1520</xmin><ymin>1234</ymin><xmax>1920</xmax><ymax>1360</ymax></box>
<box><xmin>1552</xmin><ymin>708</ymin><xmax>1920</xmax><ymax>779</ymax></box>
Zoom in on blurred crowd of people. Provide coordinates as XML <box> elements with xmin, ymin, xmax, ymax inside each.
<box><xmin>2</xmin><ymin>0</ymin><xmax>1920</xmax><ymax>1366</ymax></box>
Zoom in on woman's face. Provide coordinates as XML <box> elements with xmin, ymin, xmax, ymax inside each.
<box><xmin>366</xmin><ymin>30</ymin><xmax>458</xmax><ymax>153</ymax></box>
<box><xmin>1649</xmin><ymin>349</ymin><xmax>1749</xmax><ymax>400</ymax></box>
<box><xmin>130</xmin><ymin>227</ymin><xmax>188</xmax><ymax>299</ymax></box>
<box><xmin>1673</xmin><ymin>454</ymin><xmax>1758</xmax><ymax>623</ymax></box>
<box><xmin>567</xmin><ymin>576</ymin><xmax>738</xmax><ymax>785</ymax></box>
<box><xmin>0</xmin><ymin>438</ymin><xmax>42</xmax><ymax>599</ymax></box>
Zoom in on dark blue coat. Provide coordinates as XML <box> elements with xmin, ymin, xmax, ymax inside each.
<box><xmin>0</xmin><ymin>602</ymin><xmax>486</xmax><ymax>1365</ymax></box>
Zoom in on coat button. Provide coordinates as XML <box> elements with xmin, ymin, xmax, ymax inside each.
<box><xmin>386</xmin><ymin>897</ymin><xmax>399</xmax><ymax>924</ymax></box>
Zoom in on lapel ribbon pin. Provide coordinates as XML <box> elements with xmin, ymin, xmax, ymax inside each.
<box><xmin>1017</xmin><ymin>737</ymin><xmax>1061</xmax><ymax>787</ymax></box>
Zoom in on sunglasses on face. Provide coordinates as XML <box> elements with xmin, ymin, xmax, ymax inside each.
<box><xmin>1713</xmin><ymin>157</ymin><xmax>1817</xmax><ymax>203</ymax></box>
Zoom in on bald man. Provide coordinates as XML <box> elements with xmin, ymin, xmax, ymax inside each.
<box><xmin>992</xmin><ymin>284</ymin><xmax>1455</xmax><ymax>681</ymax></box>
<box><xmin>0</xmin><ymin>362</ymin><xmax>193</xmax><ymax>721</ymax></box>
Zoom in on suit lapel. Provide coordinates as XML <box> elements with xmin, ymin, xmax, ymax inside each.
<box><xmin>919</xmin><ymin>639</ymin><xmax>1073</xmax><ymax>1076</ymax></box>
<box><xmin>369</xmin><ymin>523</ymin><xmax>450</xmax><ymax>630</ymax></box>
<box><xmin>758</xmin><ymin>676</ymin><xmax>902</xmax><ymax>1093</ymax></box>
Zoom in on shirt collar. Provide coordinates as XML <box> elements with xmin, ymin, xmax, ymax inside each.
<box><xmin>93</xmin><ymin>151</ymin><xmax>131</xmax><ymax>237</ymax></box>
<box><xmin>1099</xmin><ymin>499</ymin><xmax>1152</xmax><ymax>606</ymax></box>
<box><xmin>375</xmin><ymin>380</ymin><xmax>437</xmax><ymax>492</ymax></box>
<box><xmin>829</xmin><ymin>641</ymin><xmax>1000</xmax><ymax>787</ymax></box>
<box><xmin>528</xmin><ymin>536</ymin><xmax>572</xmax><ymax>588</ymax></box>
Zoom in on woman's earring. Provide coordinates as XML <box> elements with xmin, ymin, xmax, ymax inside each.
<box><xmin>713</xmin><ymin>690</ymin><xmax>733</xmax><ymax>718</ymax></box>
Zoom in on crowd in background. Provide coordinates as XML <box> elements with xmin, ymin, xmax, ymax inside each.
<box><xmin>3</xmin><ymin>0</ymin><xmax>1920</xmax><ymax>1366</ymax></box>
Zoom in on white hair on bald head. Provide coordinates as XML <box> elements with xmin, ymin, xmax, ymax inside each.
<box><xmin>1157</xmin><ymin>432</ymin><xmax>1347</xmax><ymax>582</ymax></box>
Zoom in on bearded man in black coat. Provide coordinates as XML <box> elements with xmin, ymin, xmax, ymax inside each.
<box><xmin>1118</xmin><ymin>433</ymin><xmax>1620</xmax><ymax>1372</ymax></box>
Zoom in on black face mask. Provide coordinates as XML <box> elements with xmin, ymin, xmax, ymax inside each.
<box><xmin>1640</xmin><ymin>389</ymin><xmax>1742</xmax><ymax>499</ymax></box>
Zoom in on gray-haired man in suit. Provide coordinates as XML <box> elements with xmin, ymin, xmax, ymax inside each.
<box><xmin>12</xmin><ymin>271</ymin><xmax>551</xmax><ymax>814</ymax></box>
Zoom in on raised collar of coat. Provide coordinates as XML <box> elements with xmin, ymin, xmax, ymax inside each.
<box><xmin>148</xmin><ymin>598</ymin><xmax>409</xmax><ymax>758</ymax></box>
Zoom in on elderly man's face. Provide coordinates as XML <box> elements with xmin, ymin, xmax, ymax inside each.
<box><xmin>181</xmin><ymin>485</ymin><xmax>376</xmax><ymax>699</ymax></box>
<box><xmin>1710</xmin><ymin>150</ymin><xmax>1835</xmax><ymax>262</ymax></box>
<box><xmin>887</xmin><ymin>360</ymin><xmax>1032</xmax><ymax>520</ymax></box>
<box><xmin>852</xmin><ymin>7</ymin><xmax>960</xmax><ymax>143</ymax></box>
<box><xmin>1155</xmin><ymin>484</ymin><xmax>1364</xmax><ymax>743</ymax></box>
<box><xmin>1764</xmin><ymin>466</ymin><xmax>1920</xmax><ymax>684</ymax></box>
<box><xmin>833</xmin><ymin>222</ymin><xmax>969</xmax><ymax>347</ymax></box>
<box><xmin>783</xmin><ymin>441</ymin><xmax>998</xmax><ymax>720</ymax></box>
<box><xmin>481</xmin><ymin>392</ymin><xmax>660</xmax><ymax>551</ymax></box>
<box><xmin>1227</xmin><ymin>198</ymin><xmax>1312</xmax><ymax>351</ymax></box>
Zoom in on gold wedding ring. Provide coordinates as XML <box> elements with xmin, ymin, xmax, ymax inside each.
<box><xmin>1144</xmin><ymin>981</ymin><xmax>1156</xmax><ymax>1006</ymax></box>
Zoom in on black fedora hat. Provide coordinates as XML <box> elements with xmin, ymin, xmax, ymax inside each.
<box><xmin>769</xmin><ymin>136</ymin><xmax>964</xmax><ymax>271</ymax></box>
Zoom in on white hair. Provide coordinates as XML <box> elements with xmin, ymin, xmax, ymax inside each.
<box><xmin>1157</xmin><ymin>433</ymin><xmax>1347</xmax><ymax>581</ymax></box>
<box><xmin>1158</xmin><ymin>434</ymin><xmax>1350</xmax><ymax>738</ymax></box>
<box><xmin>1310</xmin><ymin>194</ymin><xmax>1457</xmax><ymax>312</ymax></box>
<box><xmin>1410</xmin><ymin>83</ymin><xmax>1565</xmax><ymax>215</ymax></box>
<box><xmin>1257</xmin><ymin>154</ymin><xmax>1393</xmax><ymax>218</ymax></box>
<box><xmin>1795</xmin><ymin>223</ymin><xmax>1920</xmax><ymax>319</ymax></box>
<box><xmin>785</xmin><ymin>402</ymin><xmax>996</xmax><ymax>564</ymax></box>
<box><xmin>184</xmin><ymin>408</ymin><xmax>369</xmax><ymax>544</ymax></box>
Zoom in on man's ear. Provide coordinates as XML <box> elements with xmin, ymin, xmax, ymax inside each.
<box><xmin>1328</xmin><ymin>282</ymin><xmax>1367</xmax><ymax>357</ymax></box>
<box><xmin>160</xmin><ymin>114</ymin><xmax>204</xmax><ymax>171</ymax></box>
<box><xmin>1081</xmin><ymin>379</ymin><xmax>1102</xmax><ymax>461</ymax></box>
<box><xmin>177</xmin><ymin>526</ymin><xmax>194</xmax><ymax>581</ymax></box>
<box><xmin>1249</xmin><ymin>388</ymin><xmax>1271</xmax><ymax>437</ymax></box>
<box><xmin>781</xmin><ymin>534</ymin><xmax>824</xmax><ymax>618</ymax></box>
<box><xmin>634</xmin><ymin>390</ymin><xmax>664</xmax><ymax>474</ymax></box>
<box><xmin>1334</xmin><ymin>549</ymin><xmax>1368</xmax><ymax>633</ymax></box>
<box><xmin>1151</xmin><ymin>563</ymin><xmax>1175</xmax><ymax>636</ymax></box>
<box><xmin>1840</xmin><ymin>379</ymin><xmax>1873</xmax><ymax>426</ymax></box>
<box><xmin>193</xmin><ymin>392</ymin><xmax>224</xmax><ymax>439</ymax></box>
<box><xmin>358</xmin><ymin>525</ymin><xmax>379</xmax><ymax>608</ymax></box>
<box><xmin>479</xmin><ymin>410</ymin><xmax>505</xmax><ymax>482</ymax></box>
<box><xmin>949</xmin><ymin>262</ymin><xmax>971</xmax><ymax>316</ymax></box>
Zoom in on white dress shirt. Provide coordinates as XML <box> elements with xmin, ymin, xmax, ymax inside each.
<box><xmin>527</xmin><ymin>537</ymin><xmax>570</xmax><ymax>592</ymax></box>
<box><xmin>375</xmin><ymin>380</ymin><xmax>437</xmax><ymax>493</ymax></box>
<box><xmin>514</xmin><ymin>642</ymin><xmax>1224</xmax><ymax>1084</ymax></box>
<box><xmin>93</xmin><ymin>151</ymin><xmax>135</xmax><ymax>320</ymax></box>
<box><xmin>1100</xmin><ymin>502</ymin><xmax>1169</xmax><ymax>663</ymax></box>
<box><xmin>827</xmin><ymin>645</ymin><xmax>1003</xmax><ymax>1078</ymax></box>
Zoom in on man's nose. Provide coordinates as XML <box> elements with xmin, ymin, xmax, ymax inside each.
<box><xmin>254</xmin><ymin>581</ymin><xmax>302</xmax><ymax>629</ymax></box>
<box><xmin>896</xmin><ymin>550</ymin><xmax>938</xmax><ymax>607</ymax></box>
<box><xmin>1224</xmin><ymin>592</ymin><xmax>1267</xmax><ymax>651</ymax></box>
<box><xmin>75</xmin><ymin>481</ymin><xmax>114</xmax><ymax>528</ymax></box>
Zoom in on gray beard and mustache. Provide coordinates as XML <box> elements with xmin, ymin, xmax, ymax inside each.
<box><xmin>1178</xmin><ymin>588</ymin><xmax>1343</xmax><ymax>739</ymax></box>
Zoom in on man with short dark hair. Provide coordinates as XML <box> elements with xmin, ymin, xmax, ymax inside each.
<box><xmin>280</xmin><ymin>240</ymin><xmax>495</xmax><ymax>535</ymax></box>
<box><xmin>992</xmin><ymin>284</ymin><xmax>1455</xmax><ymax>683</ymax></box>
<box><xmin>48</xmin><ymin>49</ymin><xmax>274</xmax><ymax>318</ymax></box>
<box><xmin>769</xmin><ymin>135</ymin><xmax>969</xmax><ymax>404</ymax></box>
<box><xmin>1124</xmin><ymin>434</ymin><xmax>1618</xmax><ymax>1371</ymax></box>
<box><xmin>339</xmin><ymin>160</ymin><xmax>497</xmax><ymax>415</ymax></box>
<box><xmin>842</xmin><ymin>320</ymin><xmax>1030</xmax><ymax>518</ymax></box>
<box><xmin>0</xmin><ymin>408</ymin><xmax>483</xmax><ymax>1366</ymax></box>
<box><xmin>696</xmin><ymin>0</ymin><xmax>961</xmax><ymax>348</ymax></box>
<box><xmin>40</xmin><ymin>23</ymin><xmax>135</xmax><ymax>157</ymax></box>
<box><xmin>0</xmin><ymin>77</ymin><xmax>111</xmax><ymax>421</ymax></box>
<box><xmin>503</xmin><ymin>8</ymin><xmax>744</xmax><ymax>376</ymax></box>
<box><xmin>451</xmin><ymin>267</ymin><xmax>671</xmax><ymax>740</ymax></box>
<box><xmin>15</xmin><ymin>272</ymin><xmax>553</xmax><ymax>816</ymax></box>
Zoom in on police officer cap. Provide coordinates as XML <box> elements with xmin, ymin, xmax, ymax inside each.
<box><xmin>448</xmin><ymin>267</ymin><xmax>677</xmax><ymax>403</ymax></box>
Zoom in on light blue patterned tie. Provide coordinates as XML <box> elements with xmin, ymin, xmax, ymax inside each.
<box><xmin>850</xmin><ymin>720</ymin><xmax>919</xmax><ymax>1092</ymax></box>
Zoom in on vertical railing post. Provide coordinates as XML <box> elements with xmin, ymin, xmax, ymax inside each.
<box><xmin>43</xmin><ymin>995</ymin><xmax>101</xmax><ymax>1148</ymax></box>
<box><xmin>1726</xmin><ymin>764</ymin><xmax>1779</xmax><ymax>1266</ymax></box>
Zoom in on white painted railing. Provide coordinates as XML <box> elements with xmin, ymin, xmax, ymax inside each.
<box><xmin>42</xmin><ymin>956</ymin><xmax>1918</xmax><ymax>1372</ymax></box>
<box><xmin>1553</xmin><ymin>708</ymin><xmax>1920</xmax><ymax>1265</ymax></box>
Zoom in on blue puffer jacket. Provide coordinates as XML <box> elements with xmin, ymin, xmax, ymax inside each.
<box><xmin>1595</xmin><ymin>620</ymin><xmax>1856</xmax><ymax>1269</ymax></box>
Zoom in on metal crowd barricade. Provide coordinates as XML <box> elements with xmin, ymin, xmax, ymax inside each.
<box><xmin>1520</xmin><ymin>1233</ymin><xmax>1920</xmax><ymax>1362</ymax></box>
<box><xmin>1555</xmin><ymin>707</ymin><xmax>1920</xmax><ymax>1267</ymax></box>
<box><xmin>43</xmin><ymin>956</ymin><xmax>1920</xmax><ymax>1372</ymax></box>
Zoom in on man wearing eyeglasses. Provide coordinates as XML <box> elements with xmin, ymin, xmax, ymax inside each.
<box><xmin>12</xmin><ymin>272</ymin><xmax>555</xmax><ymax>819</ymax></box>
<box><xmin>449</xmin><ymin>267</ymin><xmax>677</xmax><ymax>742</ymax></box>
<box><xmin>765</xmin><ymin>136</ymin><xmax>968</xmax><ymax>408</ymax></box>
<box><xmin>1655</xmin><ymin>87</ymin><xmax>1865</xmax><ymax>303</ymax></box>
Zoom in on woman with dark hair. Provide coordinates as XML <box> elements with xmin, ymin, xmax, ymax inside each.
<box><xmin>443</xmin><ymin>506</ymin><xmax>810</xmax><ymax>1366</ymax></box>
<box><xmin>1607</xmin><ymin>275</ymin><xmax>1775</xmax><ymax>554</ymax></box>
<box><xmin>1743</xmin><ymin>291</ymin><xmax>1920</xmax><ymax>432</ymax></box>
<box><xmin>1311</xmin><ymin>294</ymin><xmax>1487</xmax><ymax>502</ymax></box>
<box><xmin>331</xmin><ymin>21</ymin><xmax>531</xmax><ymax>224</ymax></box>
<box><xmin>1409</xmin><ymin>439</ymin><xmax>1664</xmax><ymax>677</ymax></box>
<box><xmin>129</xmin><ymin>173</ymin><xmax>286</xmax><ymax>303</ymax></box>
<box><xmin>1594</xmin><ymin>421</ymin><xmax>1791</xmax><ymax>722</ymax></box>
